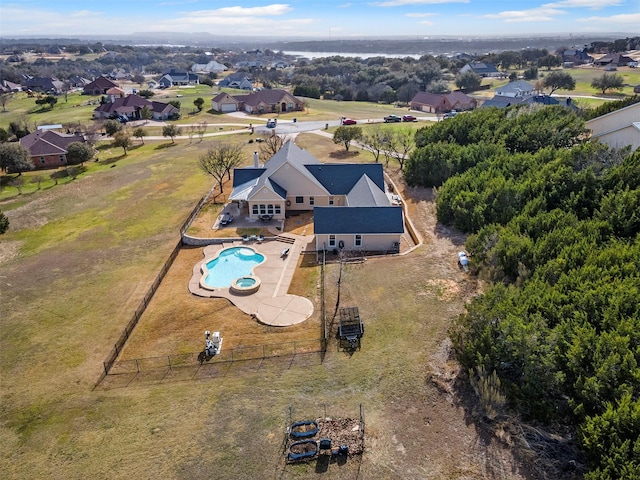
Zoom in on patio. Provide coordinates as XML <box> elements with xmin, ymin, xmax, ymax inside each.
<box><xmin>188</xmin><ymin>235</ymin><xmax>315</xmax><ymax>326</ymax></box>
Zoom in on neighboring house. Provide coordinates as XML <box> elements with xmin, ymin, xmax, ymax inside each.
<box><xmin>229</xmin><ymin>142</ymin><xmax>404</xmax><ymax>252</ymax></box>
<box><xmin>19</xmin><ymin>130</ymin><xmax>86</xmax><ymax>170</ymax></box>
<box><xmin>93</xmin><ymin>93</ymin><xmax>179</xmax><ymax>121</ymax></box>
<box><xmin>459</xmin><ymin>62</ymin><xmax>504</xmax><ymax>78</ymax></box>
<box><xmin>217</xmin><ymin>72</ymin><xmax>254</xmax><ymax>89</ymax></box>
<box><xmin>594</xmin><ymin>53</ymin><xmax>635</xmax><ymax>67</ymax></box>
<box><xmin>83</xmin><ymin>77</ymin><xmax>119</xmax><ymax>95</ymax></box>
<box><xmin>562</xmin><ymin>49</ymin><xmax>593</xmax><ymax>65</ymax></box>
<box><xmin>67</xmin><ymin>76</ymin><xmax>91</xmax><ymax>88</ymax></box>
<box><xmin>211</xmin><ymin>89</ymin><xmax>304</xmax><ymax>114</ymax></box>
<box><xmin>191</xmin><ymin>61</ymin><xmax>227</xmax><ymax>74</ymax></box>
<box><xmin>109</xmin><ymin>68</ymin><xmax>130</xmax><ymax>81</ymax></box>
<box><xmin>495</xmin><ymin>80</ymin><xmax>536</xmax><ymax>98</ymax></box>
<box><xmin>586</xmin><ymin>102</ymin><xmax>640</xmax><ymax>151</ymax></box>
<box><xmin>235</xmin><ymin>60</ymin><xmax>264</xmax><ymax>69</ymax></box>
<box><xmin>0</xmin><ymin>79</ymin><xmax>21</xmax><ymax>93</ymax></box>
<box><xmin>211</xmin><ymin>92</ymin><xmax>242</xmax><ymax>113</ymax></box>
<box><xmin>409</xmin><ymin>91</ymin><xmax>477</xmax><ymax>113</ymax></box>
<box><xmin>158</xmin><ymin>70</ymin><xmax>199</xmax><ymax>88</ymax></box>
<box><xmin>21</xmin><ymin>76</ymin><xmax>63</xmax><ymax>94</ymax></box>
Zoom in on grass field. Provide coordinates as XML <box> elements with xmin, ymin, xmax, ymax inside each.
<box><xmin>0</xmin><ymin>124</ymin><xmax>534</xmax><ymax>478</ymax></box>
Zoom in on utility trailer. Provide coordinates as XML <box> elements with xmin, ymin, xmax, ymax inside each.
<box><xmin>338</xmin><ymin>307</ymin><xmax>364</xmax><ymax>350</ymax></box>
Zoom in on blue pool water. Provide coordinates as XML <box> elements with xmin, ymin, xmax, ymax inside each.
<box><xmin>203</xmin><ymin>247</ymin><xmax>265</xmax><ymax>288</ymax></box>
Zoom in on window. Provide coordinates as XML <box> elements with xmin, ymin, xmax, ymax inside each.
<box><xmin>329</xmin><ymin>235</ymin><xmax>336</xmax><ymax>247</ymax></box>
<box><xmin>267</xmin><ymin>204</ymin><xmax>274</xmax><ymax>214</ymax></box>
<box><xmin>252</xmin><ymin>205</ymin><xmax>259</xmax><ymax>215</ymax></box>
<box><xmin>40</xmin><ymin>157</ymin><xmax>46</xmax><ymax>164</ymax></box>
<box><xmin>60</xmin><ymin>155</ymin><xmax>65</xmax><ymax>163</ymax></box>
<box><xmin>329</xmin><ymin>197</ymin><xmax>334</xmax><ymax>205</ymax></box>
<box><xmin>355</xmin><ymin>235</ymin><xmax>362</xmax><ymax>247</ymax></box>
<box><xmin>275</xmin><ymin>205</ymin><xmax>282</xmax><ymax>215</ymax></box>
<box><xmin>309</xmin><ymin>197</ymin><xmax>314</xmax><ymax>206</ymax></box>
<box><xmin>259</xmin><ymin>204</ymin><xmax>266</xmax><ymax>214</ymax></box>
<box><xmin>295</xmin><ymin>196</ymin><xmax>304</xmax><ymax>204</ymax></box>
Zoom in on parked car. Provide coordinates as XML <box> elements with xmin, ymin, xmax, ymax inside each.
<box><xmin>117</xmin><ymin>115</ymin><xmax>128</xmax><ymax>124</ymax></box>
<box><xmin>340</xmin><ymin>117</ymin><xmax>357</xmax><ymax>125</ymax></box>
<box><xmin>266</xmin><ymin>119</ymin><xmax>277</xmax><ymax>128</ymax></box>
<box><xmin>402</xmin><ymin>115</ymin><xmax>417</xmax><ymax>122</ymax></box>
<box><xmin>384</xmin><ymin>115</ymin><xmax>402</xmax><ymax>123</ymax></box>
<box><xmin>443</xmin><ymin>111</ymin><xmax>458</xmax><ymax>119</ymax></box>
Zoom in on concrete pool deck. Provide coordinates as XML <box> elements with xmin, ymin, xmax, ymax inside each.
<box><xmin>188</xmin><ymin>234</ymin><xmax>315</xmax><ymax>326</ymax></box>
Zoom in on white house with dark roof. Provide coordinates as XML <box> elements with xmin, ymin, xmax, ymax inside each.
<box><xmin>495</xmin><ymin>80</ymin><xmax>536</xmax><ymax>98</ymax></box>
<box><xmin>230</xmin><ymin>142</ymin><xmax>404</xmax><ymax>252</ymax></box>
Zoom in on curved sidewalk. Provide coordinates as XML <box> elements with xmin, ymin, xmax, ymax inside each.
<box><xmin>188</xmin><ymin>234</ymin><xmax>314</xmax><ymax>326</ymax></box>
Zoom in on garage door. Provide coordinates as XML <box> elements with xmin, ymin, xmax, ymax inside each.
<box><xmin>221</xmin><ymin>103</ymin><xmax>236</xmax><ymax>112</ymax></box>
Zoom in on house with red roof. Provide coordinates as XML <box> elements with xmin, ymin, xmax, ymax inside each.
<box><xmin>410</xmin><ymin>91</ymin><xmax>477</xmax><ymax>114</ymax></box>
<box><xmin>83</xmin><ymin>77</ymin><xmax>120</xmax><ymax>96</ymax></box>
<box><xmin>211</xmin><ymin>89</ymin><xmax>303</xmax><ymax>114</ymax></box>
<box><xmin>93</xmin><ymin>94</ymin><xmax>180</xmax><ymax>121</ymax></box>
<box><xmin>19</xmin><ymin>130</ymin><xmax>86</xmax><ymax>170</ymax></box>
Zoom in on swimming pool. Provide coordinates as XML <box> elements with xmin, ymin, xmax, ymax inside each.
<box><xmin>200</xmin><ymin>246</ymin><xmax>265</xmax><ymax>289</ymax></box>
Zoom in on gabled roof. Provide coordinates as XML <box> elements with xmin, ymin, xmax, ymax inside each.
<box><xmin>20</xmin><ymin>130</ymin><xmax>85</xmax><ymax>156</ymax></box>
<box><xmin>242</xmin><ymin>89</ymin><xmax>300</xmax><ymax>107</ymax></box>
<box><xmin>345</xmin><ymin>175</ymin><xmax>391</xmax><ymax>206</ymax></box>
<box><xmin>496</xmin><ymin>80</ymin><xmax>535</xmax><ymax>95</ymax></box>
<box><xmin>480</xmin><ymin>95</ymin><xmax>524</xmax><ymax>109</ymax></box>
<box><xmin>305</xmin><ymin>163</ymin><xmax>385</xmax><ymax>195</ymax></box>
<box><xmin>93</xmin><ymin>94</ymin><xmax>178</xmax><ymax>116</ymax></box>
<box><xmin>464</xmin><ymin>62</ymin><xmax>500</xmax><ymax>74</ymax></box>
<box><xmin>85</xmin><ymin>77</ymin><xmax>118</xmax><ymax>89</ymax></box>
<box><xmin>313</xmin><ymin>206</ymin><xmax>404</xmax><ymax>234</ymax></box>
<box><xmin>410</xmin><ymin>92</ymin><xmax>447</xmax><ymax>107</ymax></box>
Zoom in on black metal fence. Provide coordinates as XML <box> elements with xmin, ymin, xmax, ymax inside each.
<box><xmin>100</xmin><ymin>240</ymin><xmax>182</xmax><ymax>379</ymax></box>
<box><xmin>107</xmin><ymin>338</ymin><xmax>326</xmax><ymax>375</ymax></box>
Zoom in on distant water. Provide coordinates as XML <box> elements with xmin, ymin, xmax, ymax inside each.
<box><xmin>284</xmin><ymin>50</ymin><xmax>423</xmax><ymax>60</ymax></box>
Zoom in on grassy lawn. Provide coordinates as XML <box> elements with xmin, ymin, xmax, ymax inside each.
<box><xmin>0</xmin><ymin>122</ymin><xmax>519</xmax><ymax>478</ymax></box>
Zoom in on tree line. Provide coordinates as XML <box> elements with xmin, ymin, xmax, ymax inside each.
<box><xmin>406</xmin><ymin>104</ymin><xmax>640</xmax><ymax>478</ymax></box>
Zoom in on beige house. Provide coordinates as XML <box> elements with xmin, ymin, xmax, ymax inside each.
<box><xmin>586</xmin><ymin>102</ymin><xmax>640</xmax><ymax>151</ymax></box>
<box><xmin>211</xmin><ymin>89</ymin><xmax>304</xmax><ymax>114</ymax></box>
<box><xmin>230</xmin><ymin>142</ymin><xmax>404</xmax><ymax>252</ymax></box>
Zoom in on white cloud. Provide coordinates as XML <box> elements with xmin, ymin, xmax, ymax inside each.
<box><xmin>577</xmin><ymin>12</ymin><xmax>640</xmax><ymax>23</ymax></box>
<box><xmin>372</xmin><ymin>0</ymin><xmax>468</xmax><ymax>7</ymax></box>
<box><xmin>418</xmin><ymin>20</ymin><xmax>435</xmax><ymax>26</ymax></box>
<box><xmin>184</xmin><ymin>4</ymin><xmax>293</xmax><ymax>17</ymax></box>
<box><xmin>483</xmin><ymin>7</ymin><xmax>566</xmax><ymax>22</ymax></box>
<box><xmin>543</xmin><ymin>0</ymin><xmax>624</xmax><ymax>8</ymax></box>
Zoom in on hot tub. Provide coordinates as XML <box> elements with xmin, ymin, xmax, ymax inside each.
<box><xmin>230</xmin><ymin>276</ymin><xmax>261</xmax><ymax>295</ymax></box>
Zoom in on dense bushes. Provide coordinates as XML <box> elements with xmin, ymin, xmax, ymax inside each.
<box><xmin>415</xmin><ymin>104</ymin><xmax>640</xmax><ymax>478</ymax></box>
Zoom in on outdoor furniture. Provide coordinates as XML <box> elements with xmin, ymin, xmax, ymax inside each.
<box><xmin>249</xmin><ymin>234</ymin><xmax>257</xmax><ymax>241</ymax></box>
<box><xmin>242</xmin><ymin>235</ymin><xmax>249</xmax><ymax>242</ymax></box>
<box><xmin>257</xmin><ymin>235</ymin><xmax>264</xmax><ymax>243</ymax></box>
<box><xmin>281</xmin><ymin>248</ymin><xmax>290</xmax><ymax>258</ymax></box>
<box><xmin>260</xmin><ymin>214</ymin><xmax>273</xmax><ymax>222</ymax></box>
<box><xmin>339</xmin><ymin>307</ymin><xmax>364</xmax><ymax>350</ymax></box>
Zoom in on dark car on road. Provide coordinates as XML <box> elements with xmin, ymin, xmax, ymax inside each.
<box><xmin>384</xmin><ymin>115</ymin><xmax>402</xmax><ymax>123</ymax></box>
<box><xmin>402</xmin><ymin>115</ymin><xmax>417</xmax><ymax>122</ymax></box>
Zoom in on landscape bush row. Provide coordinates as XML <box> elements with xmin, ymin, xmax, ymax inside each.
<box><xmin>405</xmin><ymin>103</ymin><xmax>640</xmax><ymax>478</ymax></box>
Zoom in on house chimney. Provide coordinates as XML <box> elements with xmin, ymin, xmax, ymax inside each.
<box><xmin>253</xmin><ymin>151</ymin><xmax>259</xmax><ymax>168</ymax></box>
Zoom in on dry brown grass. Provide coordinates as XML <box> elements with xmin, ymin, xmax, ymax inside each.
<box><xmin>0</xmin><ymin>132</ymin><xmax>529</xmax><ymax>480</ymax></box>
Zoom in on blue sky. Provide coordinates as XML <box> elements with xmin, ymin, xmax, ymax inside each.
<box><xmin>0</xmin><ymin>0</ymin><xmax>638</xmax><ymax>38</ymax></box>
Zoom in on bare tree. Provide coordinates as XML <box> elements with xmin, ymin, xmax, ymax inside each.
<box><xmin>387</xmin><ymin>128</ymin><xmax>415</xmax><ymax>170</ymax></box>
<box><xmin>83</xmin><ymin>123</ymin><xmax>102</xmax><ymax>148</ymax></box>
<box><xmin>199</xmin><ymin>142</ymin><xmax>244</xmax><ymax>197</ymax></box>
<box><xmin>197</xmin><ymin>121</ymin><xmax>208</xmax><ymax>141</ymax></box>
<box><xmin>259</xmin><ymin>133</ymin><xmax>289</xmax><ymax>162</ymax></box>
<box><xmin>0</xmin><ymin>92</ymin><xmax>13</xmax><ymax>112</ymax></box>
<box><xmin>360</xmin><ymin>125</ymin><xmax>388</xmax><ymax>163</ymax></box>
